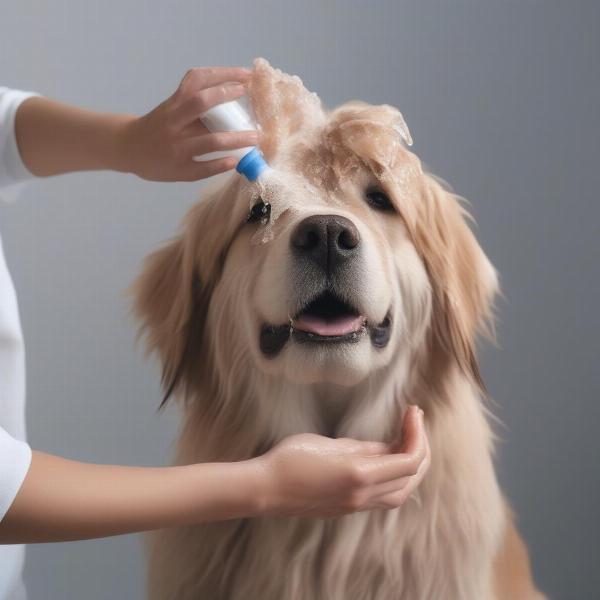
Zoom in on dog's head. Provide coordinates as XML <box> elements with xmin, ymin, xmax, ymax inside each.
<box><xmin>132</xmin><ymin>59</ymin><xmax>497</xmax><ymax>407</ymax></box>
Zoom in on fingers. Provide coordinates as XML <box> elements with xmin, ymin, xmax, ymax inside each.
<box><xmin>171</xmin><ymin>66</ymin><xmax>251</xmax><ymax>132</ymax></box>
<box><xmin>355</xmin><ymin>406</ymin><xmax>427</xmax><ymax>485</ymax></box>
<box><xmin>179</xmin><ymin>66</ymin><xmax>250</xmax><ymax>93</ymax></box>
<box><xmin>372</xmin><ymin>433</ymin><xmax>431</xmax><ymax>508</ymax></box>
<box><xmin>340</xmin><ymin>438</ymin><xmax>390</xmax><ymax>457</ymax></box>
<box><xmin>181</xmin><ymin>119</ymin><xmax>211</xmax><ymax>138</ymax></box>
<box><xmin>186</xmin><ymin>130</ymin><xmax>258</xmax><ymax>161</ymax></box>
<box><xmin>395</xmin><ymin>405</ymin><xmax>421</xmax><ymax>453</ymax></box>
<box><xmin>367</xmin><ymin>473</ymin><xmax>412</xmax><ymax>499</ymax></box>
<box><xmin>171</xmin><ymin>82</ymin><xmax>248</xmax><ymax>131</ymax></box>
<box><xmin>182</xmin><ymin>156</ymin><xmax>238</xmax><ymax>181</ymax></box>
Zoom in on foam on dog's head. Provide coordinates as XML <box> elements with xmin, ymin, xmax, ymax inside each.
<box><xmin>244</xmin><ymin>58</ymin><xmax>419</xmax><ymax>243</ymax></box>
<box><xmin>327</xmin><ymin>102</ymin><xmax>413</xmax><ymax>176</ymax></box>
<box><xmin>248</xmin><ymin>58</ymin><xmax>325</xmax><ymax>160</ymax></box>
<box><xmin>243</xmin><ymin>59</ymin><xmax>326</xmax><ymax>243</ymax></box>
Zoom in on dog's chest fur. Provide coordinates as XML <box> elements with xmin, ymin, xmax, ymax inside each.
<box><xmin>147</xmin><ymin>374</ymin><xmax>504</xmax><ymax>600</ymax></box>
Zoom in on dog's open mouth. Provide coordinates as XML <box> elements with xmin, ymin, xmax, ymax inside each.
<box><xmin>292</xmin><ymin>291</ymin><xmax>365</xmax><ymax>339</ymax></box>
<box><xmin>259</xmin><ymin>291</ymin><xmax>392</xmax><ymax>356</ymax></box>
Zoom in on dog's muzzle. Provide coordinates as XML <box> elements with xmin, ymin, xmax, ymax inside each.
<box><xmin>259</xmin><ymin>214</ymin><xmax>392</xmax><ymax>357</ymax></box>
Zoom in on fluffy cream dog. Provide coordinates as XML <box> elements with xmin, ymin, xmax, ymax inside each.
<box><xmin>132</xmin><ymin>59</ymin><xmax>545</xmax><ymax>600</ymax></box>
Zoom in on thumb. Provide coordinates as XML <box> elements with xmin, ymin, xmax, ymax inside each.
<box><xmin>343</xmin><ymin>438</ymin><xmax>390</xmax><ymax>457</ymax></box>
<box><xmin>391</xmin><ymin>405</ymin><xmax>422</xmax><ymax>453</ymax></box>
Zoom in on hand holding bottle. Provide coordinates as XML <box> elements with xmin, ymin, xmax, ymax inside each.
<box><xmin>116</xmin><ymin>66</ymin><xmax>259</xmax><ymax>181</ymax></box>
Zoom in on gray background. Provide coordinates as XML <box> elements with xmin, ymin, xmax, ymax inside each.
<box><xmin>1</xmin><ymin>1</ymin><xmax>598</xmax><ymax>598</ymax></box>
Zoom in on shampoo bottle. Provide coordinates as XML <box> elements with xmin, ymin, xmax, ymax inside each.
<box><xmin>200</xmin><ymin>99</ymin><xmax>269</xmax><ymax>181</ymax></box>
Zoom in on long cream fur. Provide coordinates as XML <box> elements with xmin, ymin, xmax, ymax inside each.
<box><xmin>131</xmin><ymin>59</ymin><xmax>544</xmax><ymax>600</ymax></box>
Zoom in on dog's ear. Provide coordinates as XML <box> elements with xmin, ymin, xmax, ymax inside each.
<box><xmin>248</xmin><ymin>58</ymin><xmax>325</xmax><ymax>161</ymax></box>
<box><xmin>412</xmin><ymin>174</ymin><xmax>498</xmax><ymax>392</ymax></box>
<box><xmin>130</xmin><ymin>195</ymin><xmax>231</xmax><ymax>406</ymax></box>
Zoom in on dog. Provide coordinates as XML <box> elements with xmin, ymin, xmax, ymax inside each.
<box><xmin>132</xmin><ymin>59</ymin><xmax>545</xmax><ymax>600</ymax></box>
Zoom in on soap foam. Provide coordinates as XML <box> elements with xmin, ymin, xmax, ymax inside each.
<box><xmin>244</xmin><ymin>59</ymin><xmax>421</xmax><ymax>243</ymax></box>
<box><xmin>249</xmin><ymin>58</ymin><xmax>326</xmax><ymax>162</ymax></box>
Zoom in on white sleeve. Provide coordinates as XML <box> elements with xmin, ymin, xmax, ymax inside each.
<box><xmin>0</xmin><ymin>87</ymin><xmax>39</xmax><ymax>192</ymax></box>
<box><xmin>0</xmin><ymin>427</ymin><xmax>32</xmax><ymax>521</ymax></box>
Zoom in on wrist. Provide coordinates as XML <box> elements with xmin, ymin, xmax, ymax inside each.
<box><xmin>107</xmin><ymin>113</ymin><xmax>137</xmax><ymax>174</ymax></box>
<box><xmin>239</xmin><ymin>457</ymin><xmax>272</xmax><ymax>518</ymax></box>
<box><xmin>180</xmin><ymin>459</ymin><xmax>271</xmax><ymax>524</ymax></box>
<box><xmin>249</xmin><ymin>455</ymin><xmax>278</xmax><ymax>517</ymax></box>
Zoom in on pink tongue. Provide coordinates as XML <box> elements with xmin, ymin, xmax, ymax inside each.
<box><xmin>293</xmin><ymin>314</ymin><xmax>364</xmax><ymax>336</ymax></box>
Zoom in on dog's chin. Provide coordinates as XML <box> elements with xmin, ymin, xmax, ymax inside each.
<box><xmin>282</xmin><ymin>337</ymin><xmax>389</xmax><ymax>385</ymax></box>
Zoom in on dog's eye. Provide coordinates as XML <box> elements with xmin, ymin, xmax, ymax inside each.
<box><xmin>247</xmin><ymin>199</ymin><xmax>271</xmax><ymax>223</ymax></box>
<box><xmin>365</xmin><ymin>189</ymin><xmax>394</xmax><ymax>212</ymax></box>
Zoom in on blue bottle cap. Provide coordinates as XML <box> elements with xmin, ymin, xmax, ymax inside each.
<box><xmin>236</xmin><ymin>148</ymin><xmax>269</xmax><ymax>181</ymax></box>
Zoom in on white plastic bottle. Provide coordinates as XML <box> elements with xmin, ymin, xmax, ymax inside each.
<box><xmin>200</xmin><ymin>99</ymin><xmax>269</xmax><ymax>181</ymax></box>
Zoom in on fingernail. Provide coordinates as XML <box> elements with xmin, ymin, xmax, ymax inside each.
<box><xmin>224</xmin><ymin>83</ymin><xmax>245</xmax><ymax>96</ymax></box>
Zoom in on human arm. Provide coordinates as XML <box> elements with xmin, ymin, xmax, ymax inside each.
<box><xmin>0</xmin><ymin>406</ymin><xmax>429</xmax><ymax>544</ymax></box>
<box><xmin>13</xmin><ymin>67</ymin><xmax>257</xmax><ymax>182</ymax></box>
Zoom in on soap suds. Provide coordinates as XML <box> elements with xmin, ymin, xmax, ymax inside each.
<box><xmin>249</xmin><ymin>58</ymin><xmax>326</xmax><ymax>162</ymax></box>
<box><xmin>244</xmin><ymin>59</ymin><xmax>421</xmax><ymax>243</ymax></box>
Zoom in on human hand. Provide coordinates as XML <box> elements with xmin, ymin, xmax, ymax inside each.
<box><xmin>256</xmin><ymin>405</ymin><xmax>431</xmax><ymax>518</ymax></box>
<box><xmin>116</xmin><ymin>66</ymin><xmax>257</xmax><ymax>181</ymax></box>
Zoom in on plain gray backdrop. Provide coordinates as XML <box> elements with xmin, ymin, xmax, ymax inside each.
<box><xmin>1</xmin><ymin>1</ymin><xmax>598</xmax><ymax>599</ymax></box>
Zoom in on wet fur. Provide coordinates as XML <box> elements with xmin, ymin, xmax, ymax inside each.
<box><xmin>132</xmin><ymin>60</ymin><xmax>544</xmax><ymax>600</ymax></box>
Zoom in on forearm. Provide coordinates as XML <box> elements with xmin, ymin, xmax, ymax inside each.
<box><xmin>0</xmin><ymin>451</ymin><xmax>266</xmax><ymax>544</ymax></box>
<box><xmin>14</xmin><ymin>96</ymin><xmax>133</xmax><ymax>176</ymax></box>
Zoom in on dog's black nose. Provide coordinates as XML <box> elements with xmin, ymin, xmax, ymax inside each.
<box><xmin>291</xmin><ymin>214</ymin><xmax>360</xmax><ymax>272</ymax></box>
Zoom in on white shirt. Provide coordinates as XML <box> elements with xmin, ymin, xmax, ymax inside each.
<box><xmin>0</xmin><ymin>87</ymin><xmax>38</xmax><ymax>600</ymax></box>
